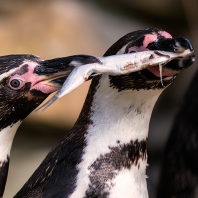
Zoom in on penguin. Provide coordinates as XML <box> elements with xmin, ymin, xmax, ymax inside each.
<box><xmin>0</xmin><ymin>54</ymin><xmax>100</xmax><ymax>198</ymax></box>
<box><xmin>14</xmin><ymin>28</ymin><xmax>195</xmax><ymax>198</ymax></box>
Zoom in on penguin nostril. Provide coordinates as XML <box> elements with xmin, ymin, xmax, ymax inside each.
<box><xmin>174</xmin><ymin>41</ymin><xmax>186</xmax><ymax>53</ymax></box>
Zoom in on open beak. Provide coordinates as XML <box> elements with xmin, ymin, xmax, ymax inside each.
<box><xmin>146</xmin><ymin>37</ymin><xmax>195</xmax><ymax>77</ymax></box>
<box><xmin>148</xmin><ymin>37</ymin><xmax>195</xmax><ymax>71</ymax></box>
<box><xmin>32</xmin><ymin>54</ymin><xmax>101</xmax><ymax>94</ymax></box>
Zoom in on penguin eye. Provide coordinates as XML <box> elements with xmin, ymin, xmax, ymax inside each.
<box><xmin>9</xmin><ymin>77</ymin><xmax>24</xmax><ymax>90</ymax></box>
<box><xmin>10</xmin><ymin>79</ymin><xmax>21</xmax><ymax>87</ymax></box>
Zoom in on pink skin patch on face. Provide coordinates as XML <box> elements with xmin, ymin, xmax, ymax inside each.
<box><xmin>145</xmin><ymin>32</ymin><xmax>179</xmax><ymax>77</ymax></box>
<box><xmin>32</xmin><ymin>83</ymin><xmax>59</xmax><ymax>93</ymax></box>
<box><xmin>11</xmin><ymin>61</ymin><xmax>60</xmax><ymax>94</ymax></box>
<box><xmin>139</xmin><ymin>33</ymin><xmax>158</xmax><ymax>51</ymax></box>
<box><xmin>128</xmin><ymin>31</ymin><xmax>179</xmax><ymax>77</ymax></box>
<box><xmin>128</xmin><ymin>33</ymin><xmax>158</xmax><ymax>52</ymax></box>
<box><xmin>159</xmin><ymin>31</ymin><xmax>172</xmax><ymax>39</ymax></box>
<box><xmin>148</xmin><ymin>31</ymin><xmax>179</xmax><ymax>77</ymax></box>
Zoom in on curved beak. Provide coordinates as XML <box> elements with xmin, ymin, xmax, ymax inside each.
<box><xmin>148</xmin><ymin>37</ymin><xmax>195</xmax><ymax>71</ymax></box>
<box><xmin>32</xmin><ymin>54</ymin><xmax>101</xmax><ymax>92</ymax></box>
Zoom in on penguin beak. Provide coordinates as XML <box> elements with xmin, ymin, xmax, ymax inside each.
<box><xmin>32</xmin><ymin>55</ymin><xmax>101</xmax><ymax>93</ymax></box>
<box><xmin>148</xmin><ymin>37</ymin><xmax>195</xmax><ymax>71</ymax></box>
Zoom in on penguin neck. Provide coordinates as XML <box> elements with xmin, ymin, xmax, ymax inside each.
<box><xmin>0</xmin><ymin>121</ymin><xmax>21</xmax><ymax>197</ymax></box>
<box><xmin>70</xmin><ymin>74</ymin><xmax>163</xmax><ymax>198</ymax></box>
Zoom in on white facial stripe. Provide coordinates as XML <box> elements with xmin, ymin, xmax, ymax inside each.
<box><xmin>116</xmin><ymin>44</ymin><xmax>128</xmax><ymax>55</ymax></box>
<box><xmin>0</xmin><ymin>67</ymin><xmax>19</xmax><ymax>82</ymax></box>
<box><xmin>0</xmin><ymin>61</ymin><xmax>27</xmax><ymax>82</ymax></box>
<box><xmin>69</xmin><ymin>75</ymin><xmax>162</xmax><ymax>198</ymax></box>
<box><xmin>0</xmin><ymin>121</ymin><xmax>21</xmax><ymax>163</ymax></box>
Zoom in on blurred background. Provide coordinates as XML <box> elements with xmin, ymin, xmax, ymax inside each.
<box><xmin>1</xmin><ymin>0</ymin><xmax>197</xmax><ymax>197</ymax></box>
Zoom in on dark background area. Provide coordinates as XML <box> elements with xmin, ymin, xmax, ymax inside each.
<box><xmin>1</xmin><ymin>0</ymin><xmax>197</xmax><ymax>197</ymax></box>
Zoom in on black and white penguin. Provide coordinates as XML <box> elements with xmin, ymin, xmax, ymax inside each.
<box><xmin>14</xmin><ymin>28</ymin><xmax>195</xmax><ymax>198</ymax></box>
<box><xmin>0</xmin><ymin>54</ymin><xmax>100</xmax><ymax>198</ymax></box>
<box><xmin>157</xmin><ymin>67</ymin><xmax>198</xmax><ymax>198</ymax></box>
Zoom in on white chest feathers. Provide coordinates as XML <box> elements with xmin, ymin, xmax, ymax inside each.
<box><xmin>69</xmin><ymin>75</ymin><xmax>162</xmax><ymax>198</ymax></box>
<box><xmin>0</xmin><ymin>122</ymin><xmax>21</xmax><ymax>164</ymax></box>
